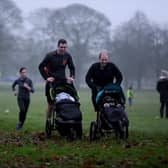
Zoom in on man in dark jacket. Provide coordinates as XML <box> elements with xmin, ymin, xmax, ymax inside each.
<box><xmin>12</xmin><ymin>67</ymin><xmax>34</xmax><ymax>130</ymax></box>
<box><xmin>156</xmin><ymin>73</ymin><xmax>168</xmax><ymax>118</ymax></box>
<box><xmin>39</xmin><ymin>39</ymin><xmax>75</xmax><ymax>121</ymax></box>
<box><xmin>85</xmin><ymin>51</ymin><xmax>123</xmax><ymax>112</ymax></box>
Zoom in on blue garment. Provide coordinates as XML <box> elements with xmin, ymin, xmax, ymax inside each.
<box><xmin>96</xmin><ymin>83</ymin><xmax>125</xmax><ymax>104</ymax></box>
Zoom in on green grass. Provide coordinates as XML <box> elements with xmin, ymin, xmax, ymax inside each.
<box><xmin>0</xmin><ymin>83</ymin><xmax>168</xmax><ymax>168</ymax></box>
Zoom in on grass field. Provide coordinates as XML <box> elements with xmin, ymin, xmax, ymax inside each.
<box><xmin>0</xmin><ymin>83</ymin><xmax>168</xmax><ymax>168</ymax></box>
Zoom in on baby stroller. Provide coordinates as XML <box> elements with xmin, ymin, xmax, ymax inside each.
<box><xmin>45</xmin><ymin>82</ymin><xmax>82</xmax><ymax>140</ymax></box>
<box><xmin>89</xmin><ymin>83</ymin><xmax>129</xmax><ymax>141</ymax></box>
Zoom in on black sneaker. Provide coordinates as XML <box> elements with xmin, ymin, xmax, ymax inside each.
<box><xmin>16</xmin><ymin>122</ymin><xmax>22</xmax><ymax>130</ymax></box>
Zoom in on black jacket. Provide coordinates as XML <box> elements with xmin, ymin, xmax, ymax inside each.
<box><xmin>156</xmin><ymin>78</ymin><xmax>168</xmax><ymax>102</ymax></box>
<box><xmin>85</xmin><ymin>62</ymin><xmax>123</xmax><ymax>90</ymax></box>
<box><xmin>12</xmin><ymin>77</ymin><xmax>34</xmax><ymax>99</ymax></box>
<box><xmin>39</xmin><ymin>50</ymin><xmax>75</xmax><ymax>81</ymax></box>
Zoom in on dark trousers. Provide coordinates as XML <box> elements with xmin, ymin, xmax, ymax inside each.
<box><xmin>91</xmin><ymin>89</ymin><xmax>98</xmax><ymax>111</ymax></box>
<box><xmin>160</xmin><ymin>101</ymin><xmax>168</xmax><ymax>118</ymax></box>
<box><xmin>17</xmin><ymin>97</ymin><xmax>30</xmax><ymax>125</ymax></box>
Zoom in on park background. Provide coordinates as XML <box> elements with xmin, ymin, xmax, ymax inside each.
<box><xmin>0</xmin><ymin>0</ymin><xmax>168</xmax><ymax>167</ymax></box>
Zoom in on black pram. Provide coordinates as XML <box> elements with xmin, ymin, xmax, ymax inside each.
<box><xmin>45</xmin><ymin>82</ymin><xmax>82</xmax><ymax>140</ymax></box>
<box><xmin>90</xmin><ymin>83</ymin><xmax>129</xmax><ymax>141</ymax></box>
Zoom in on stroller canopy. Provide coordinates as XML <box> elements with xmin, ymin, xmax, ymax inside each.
<box><xmin>49</xmin><ymin>82</ymin><xmax>79</xmax><ymax>102</ymax></box>
<box><xmin>96</xmin><ymin>83</ymin><xmax>126</xmax><ymax>105</ymax></box>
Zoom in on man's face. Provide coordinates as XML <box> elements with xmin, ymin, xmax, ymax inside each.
<box><xmin>58</xmin><ymin>43</ymin><xmax>67</xmax><ymax>54</ymax></box>
<box><xmin>20</xmin><ymin>69</ymin><xmax>27</xmax><ymax>78</ymax></box>
<box><xmin>99</xmin><ymin>52</ymin><xmax>109</xmax><ymax>68</ymax></box>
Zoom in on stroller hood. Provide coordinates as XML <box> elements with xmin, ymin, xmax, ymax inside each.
<box><xmin>96</xmin><ymin>83</ymin><xmax>126</xmax><ymax>105</ymax></box>
<box><xmin>49</xmin><ymin>82</ymin><xmax>79</xmax><ymax>102</ymax></box>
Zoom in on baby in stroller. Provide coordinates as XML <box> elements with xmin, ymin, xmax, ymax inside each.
<box><xmin>90</xmin><ymin>83</ymin><xmax>129</xmax><ymax>140</ymax></box>
<box><xmin>45</xmin><ymin>81</ymin><xmax>82</xmax><ymax>140</ymax></box>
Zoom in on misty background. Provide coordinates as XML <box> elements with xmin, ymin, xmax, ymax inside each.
<box><xmin>0</xmin><ymin>0</ymin><xmax>168</xmax><ymax>89</ymax></box>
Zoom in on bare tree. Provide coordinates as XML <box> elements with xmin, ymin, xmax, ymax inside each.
<box><xmin>0</xmin><ymin>0</ymin><xmax>22</xmax><ymax>28</ymax></box>
<box><xmin>49</xmin><ymin>4</ymin><xmax>111</xmax><ymax>87</ymax></box>
<box><xmin>27</xmin><ymin>4</ymin><xmax>111</xmax><ymax>87</ymax></box>
<box><xmin>150</xmin><ymin>25</ymin><xmax>168</xmax><ymax>79</ymax></box>
<box><xmin>112</xmin><ymin>11</ymin><xmax>154</xmax><ymax>89</ymax></box>
<box><xmin>0</xmin><ymin>0</ymin><xmax>22</xmax><ymax>76</ymax></box>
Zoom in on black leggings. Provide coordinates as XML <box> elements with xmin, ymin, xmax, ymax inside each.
<box><xmin>160</xmin><ymin>101</ymin><xmax>168</xmax><ymax>118</ymax></box>
<box><xmin>17</xmin><ymin>97</ymin><xmax>30</xmax><ymax>125</ymax></box>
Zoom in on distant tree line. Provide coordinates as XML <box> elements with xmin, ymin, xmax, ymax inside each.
<box><xmin>0</xmin><ymin>0</ymin><xmax>168</xmax><ymax>89</ymax></box>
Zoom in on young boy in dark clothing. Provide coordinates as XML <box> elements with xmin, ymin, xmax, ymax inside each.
<box><xmin>12</xmin><ymin>67</ymin><xmax>34</xmax><ymax>130</ymax></box>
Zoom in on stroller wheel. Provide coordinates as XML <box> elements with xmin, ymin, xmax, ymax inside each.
<box><xmin>45</xmin><ymin>120</ymin><xmax>52</xmax><ymax>138</ymax></box>
<box><xmin>115</xmin><ymin>120</ymin><xmax>124</xmax><ymax>139</ymax></box>
<box><xmin>75</xmin><ymin>123</ymin><xmax>82</xmax><ymax>140</ymax></box>
<box><xmin>67</xmin><ymin>123</ymin><xmax>83</xmax><ymax>141</ymax></box>
<box><xmin>89</xmin><ymin>121</ymin><xmax>97</xmax><ymax>141</ymax></box>
<box><xmin>67</xmin><ymin>127</ymin><xmax>75</xmax><ymax>141</ymax></box>
<box><xmin>123</xmin><ymin>124</ymin><xmax>129</xmax><ymax>139</ymax></box>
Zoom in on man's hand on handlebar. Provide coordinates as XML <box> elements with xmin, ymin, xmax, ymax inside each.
<box><xmin>46</xmin><ymin>76</ymin><xmax>74</xmax><ymax>84</ymax></box>
<box><xmin>46</xmin><ymin>77</ymin><xmax>55</xmax><ymax>82</ymax></box>
<box><xmin>67</xmin><ymin>77</ymin><xmax>74</xmax><ymax>83</ymax></box>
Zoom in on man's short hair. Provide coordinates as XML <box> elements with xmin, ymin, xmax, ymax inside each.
<box><xmin>19</xmin><ymin>67</ymin><xmax>26</xmax><ymax>73</ymax></box>
<box><xmin>58</xmin><ymin>39</ymin><xmax>67</xmax><ymax>46</ymax></box>
<box><xmin>99</xmin><ymin>50</ymin><xmax>108</xmax><ymax>59</ymax></box>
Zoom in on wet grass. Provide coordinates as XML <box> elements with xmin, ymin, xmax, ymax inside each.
<box><xmin>0</xmin><ymin>84</ymin><xmax>168</xmax><ymax>167</ymax></box>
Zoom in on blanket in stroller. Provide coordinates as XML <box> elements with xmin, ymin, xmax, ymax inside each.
<box><xmin>49</xmin><ymin>82</ymin><xmax>79</xmax><ymax>102</ymax></box>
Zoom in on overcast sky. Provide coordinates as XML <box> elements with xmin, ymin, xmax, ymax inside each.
<box><xmin>13</xmin><ymin>0</ymin><xmax>168</xmax><ymax>28</ymax></box>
